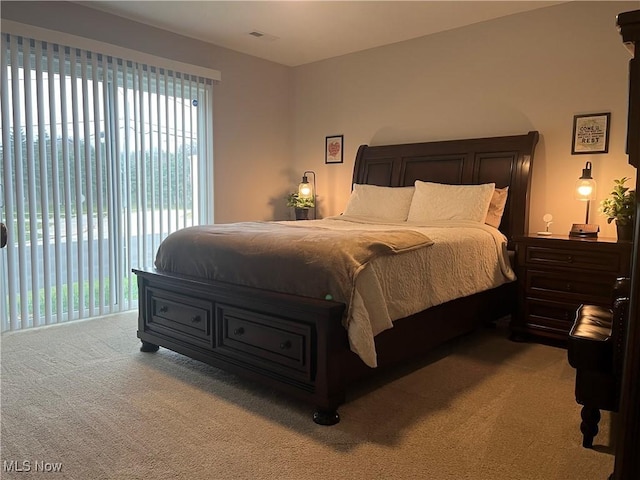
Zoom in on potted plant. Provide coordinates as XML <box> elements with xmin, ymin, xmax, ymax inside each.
<box><xmin>286</xmin><ymin>192</ymin><xmax>315</xmax><ymax>220</ymax></box>
<box><xmin>599</xmin><ymin>177</ymin><xmax>636</xmax><ymax>241</ymax></box>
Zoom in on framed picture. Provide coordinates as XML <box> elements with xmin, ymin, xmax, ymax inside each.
<box><xmin>571</xmin><ymin>112</ymin><xmax>611</xmax><ymax>154</ymax></box>
<box><xmin>325</xmin><ymin>135</ymin><xmax>343</xmax><ymax>164</ymax></box>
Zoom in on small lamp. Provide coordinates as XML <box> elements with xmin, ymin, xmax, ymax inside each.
<box><xmin>570</xmin><ymin>161</ymin><xmax>599</xmax><ymax>237</ymax></box>
<box><xmin>298</xmin><ymin>170</ymin><xmax>316</xmax><ymax>219</ymax></box>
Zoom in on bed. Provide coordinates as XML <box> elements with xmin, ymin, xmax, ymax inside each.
<box><xmin>134</xmin><ymin>131</ymin><xmax>539</xmax><ymax>425</ymax></box>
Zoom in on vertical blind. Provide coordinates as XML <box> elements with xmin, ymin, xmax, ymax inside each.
<box><xmin>0</xmin><ymin>33</ymin><xmax>214</xmax><ymax>331</ymax></box>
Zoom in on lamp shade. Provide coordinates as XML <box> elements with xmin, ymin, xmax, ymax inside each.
<box><xmin>575</xmin><ymin>161</ymin><xmax>596</xmax><ymax>200</ymax></box>
<box><xmin>296</xmin><ymin>171</ymin><xmax>316</xmax><ymax>219</ymax></box>
<box><xmin>298</xmin><ymin>175</ymin><xmax>313</xmax><ymax>199</ymax></box>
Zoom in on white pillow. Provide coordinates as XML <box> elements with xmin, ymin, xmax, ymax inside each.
<box><xmin>343</xmin><ymin>184</ymin><xmax>415</xmax><ymax>221</ymax></box>
<box><xmin>485</xmin><ymin>186</ymin><xmax>509</xmax><ymax>228</ymax></box>
<box><xmin>407</xmin><ymin>181</ymin><xmax>495</xmax><ymax>223</ymax></box>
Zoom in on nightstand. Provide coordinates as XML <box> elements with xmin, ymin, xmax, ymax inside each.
<box><xmin>511</xmin><ymin>234</ymin><xmax>632</xmax><ymax>343</ymax></box>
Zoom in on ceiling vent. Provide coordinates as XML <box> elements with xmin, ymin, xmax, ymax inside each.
<box><xmin>248</xmin><ymin>30</ymin><xmax>279</xmax><ymax>42</ymax></box>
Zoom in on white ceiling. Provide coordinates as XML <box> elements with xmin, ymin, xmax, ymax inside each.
<box><xmin>81</xmin><ymin>1</ymin><xmax>565</xmax><ymax>67</ymax></box>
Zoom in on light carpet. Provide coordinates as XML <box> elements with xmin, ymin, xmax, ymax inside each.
<box><xmin>1</xmin><ymin>312</ymin><xmax>614</xmax><ymax>479</ymax></box>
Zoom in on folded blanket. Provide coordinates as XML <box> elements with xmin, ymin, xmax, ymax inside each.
<box><xmin>154</xmin><ymin>222</ymin><xmax>434</xmax><ymax>308</ymax></box>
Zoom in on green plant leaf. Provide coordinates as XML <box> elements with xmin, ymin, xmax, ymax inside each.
<box><xmin>599</xmin><ymin>177</ymin><xmax>636</xmax><ymax>225</ymax></box>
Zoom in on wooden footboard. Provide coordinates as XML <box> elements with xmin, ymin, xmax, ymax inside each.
<box><xmin>134</xmin><ymin>268</ymin><xmax>348</xmax><ymax>424</ymax></box>
<box><xmin>134</xmin><ymin>268</ymin><xmax>514</xmax><ymax>424</ymax></box>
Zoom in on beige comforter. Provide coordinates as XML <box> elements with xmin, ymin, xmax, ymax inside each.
<box><xmin>155</xmin><ymin>220</ymin><xmax>433</xmax><ymax>312</ymax></box>
<box><xmin>325</xmin><ymin>217</ymin><xmax>516</xmax><ymax>367</ymax></box>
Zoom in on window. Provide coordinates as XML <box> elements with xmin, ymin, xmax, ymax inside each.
<box><xmin>0</xmin><ymin>33</ymin><xmax>214</xmax><ymax>331</ymax></box>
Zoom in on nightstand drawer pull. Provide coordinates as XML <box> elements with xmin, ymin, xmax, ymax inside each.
<box><xmin>567</xmin><ymin>256</ymin><xmax>573</xmax><ymax>263</ymax></box>
<box><xmin>280</xmin><ymin>340</ymin><xmax>292</xmax><ymax>350</ymax></box>
<box><xmin>159</xmin><ymin>305</ymin><xmax>168</xmax><ymax>313</ymax></box>
<box><xmin>234</xmin><ymin>327</ymin><xmax>245</xmax><ymax>336</ymax></box>
<box><xmin>566</xmin><ymin>283</ymin><xmax>573</xmax><ymax>292</ymax></box>
<box><xmin>191</xmin><ymin>315</ymin><xmax>201</xmax><ymax>323</ymax></box>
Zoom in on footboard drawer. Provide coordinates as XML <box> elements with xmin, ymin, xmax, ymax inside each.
<box><xmin>216</xmin><ymin>304</ymin><xmax>312</xmax><ymax>381</ymax></box>
<box><xmin>146</xmin><ymin>287</ymin><xmax>214</xmax><ymax>349</ymax></box>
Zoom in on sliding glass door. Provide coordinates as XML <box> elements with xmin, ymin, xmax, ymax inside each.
<box><xmin>0</xmin><ymin>34</ymin><xmax>214</xmax><ymax>331</ymax></box>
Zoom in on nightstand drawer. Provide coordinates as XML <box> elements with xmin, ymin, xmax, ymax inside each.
<box><xmin>215</xmin><ymin>304</ymin><xmax>312</xmax><ymax>381</ymax></box>
<box><xmin>526</xmin><ymin>297</ymin><xmax>581</xmax><ymax>323</ymax></box>
<box><xmin>147</xmin><ymin>288</ymin><xmax>214</xmax><ymax>348</ymax></box>
<box><xmin>520</xmin><ymin>316</ymin><xmax>574</xmax><ymax>337</ymax></box>
<box><xmin>525</xmin><ymin>246</ymin><xmax>624</xmax><ymax>272</ymax></box>
<box><xmin>526</xmin><ymin>269</ymin><xmax>614</xmax><ymax>304</ymax></box>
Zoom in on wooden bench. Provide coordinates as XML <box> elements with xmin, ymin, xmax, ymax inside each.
<box><xmin>567</xmin><ymin>278</ymin><xmax>630</xmax><ymax>448</ymax></box>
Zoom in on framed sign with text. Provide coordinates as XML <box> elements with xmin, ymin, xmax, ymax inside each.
<box><xmin>571</xmin><ymin>112</ymin><xmax>611</xmax><ymax>154</ymax></box>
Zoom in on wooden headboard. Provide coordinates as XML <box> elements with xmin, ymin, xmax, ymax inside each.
<box><xmin>352</xmin><ymin>131</ymin><xmax>540</xmax><ymax>247</ymax></box>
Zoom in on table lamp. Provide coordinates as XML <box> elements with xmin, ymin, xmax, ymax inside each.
<box><xmin>570</xmin><ymin>161</ymin><xmax>599</xmax><ymax>237</ymax></box>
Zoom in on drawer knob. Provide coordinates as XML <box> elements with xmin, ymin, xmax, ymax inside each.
<box><xmin>567</xmin><ymin>256</ymin><xmax>573</xmax><ymax>263</ymax></box>
<box><xmin>159</xmin><ymin>305</ymin><xmax>168</xmax><ymax>313</ymax></box>
<box><xmin>566</xmin><ymin>283</ymin><xmax>573</xmax><ymax>292</ymax></box>
<box><xmin>280</xmin><ymin>340</ymin><xmax>292</xmax><ymax>350</ymax></box>
<box><xmin>191</xmin><ymin>315</ymin><xmax>201</xmax><ymax>323</ymax></box>
<box><xmin>234</xmin><ymin>327</ymin><xmax>245</xmax><ymax>336</ymax></box>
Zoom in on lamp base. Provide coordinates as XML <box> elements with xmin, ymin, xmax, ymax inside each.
<box><xmin>569</xmin><ymin>223</ymin><xmax>599</xmax><ymax>238</ymax></box>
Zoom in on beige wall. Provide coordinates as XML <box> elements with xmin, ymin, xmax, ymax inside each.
<box><xmin>1</xmin><ymin>1</ymin><xmax>294</xmax><ymax>224</ymax></box>
<box><xmin>2</xmin><ymin>1</ymin><xmax>638</xmax><ymax>235</ymax></box>
<box><xmin>292</xmin><ymin>1</ymin><xmax>638</xmax><ymax>238</ymax></box>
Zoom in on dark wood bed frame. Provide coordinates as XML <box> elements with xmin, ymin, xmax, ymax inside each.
<box><xmin>134</xmin><ymin>131</ymin><xmax>539</xmax><ymax>425</ymax></box>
